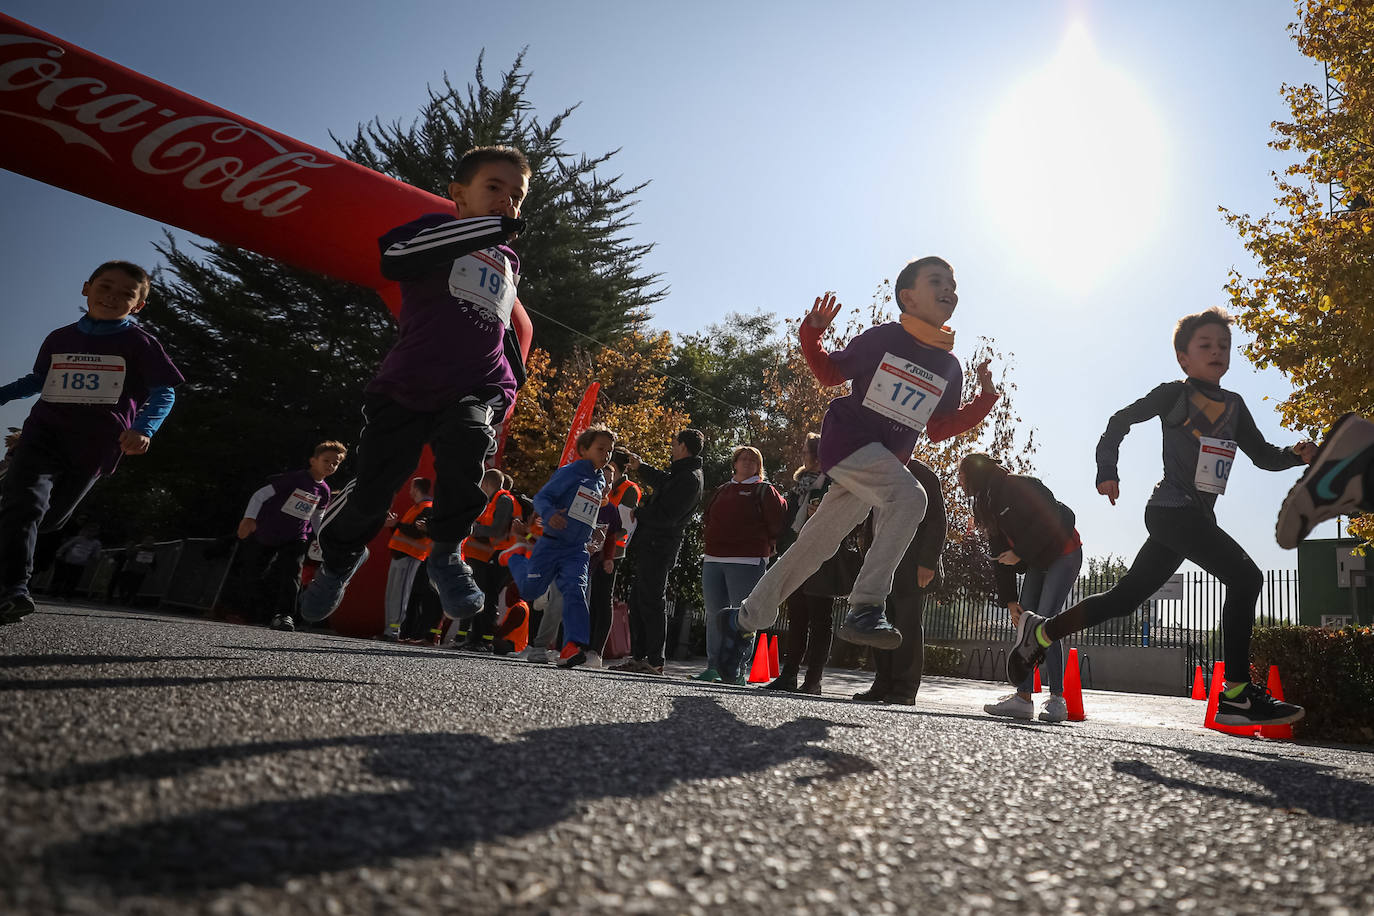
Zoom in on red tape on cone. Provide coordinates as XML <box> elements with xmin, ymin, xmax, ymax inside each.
<box><xmin>1063</xmin><ymin>648</ymin><xmax>1085</xmax><ymax>721</ymax></box>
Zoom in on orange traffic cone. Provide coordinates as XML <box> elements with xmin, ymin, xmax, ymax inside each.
<box><xmin>1259</xmin><ymin>666</ymin><xmax>1295</xmax><ymax>740</ymax></box>
<box><xmin>1033</xmin><ymin>666</ymin><xmax>1042</xmax><ymax>694</ymax></box>
<box><xmin>1062</xmin><ymin>648</ymin><xmax>1086</xmax><ymax>721</ymax></box>
<box><xmin>1203</xmin><ymin>661</ymin><xmax>1258</xmax><ymax>737</ymax></box>
<box><xmin>748</xmin><ymin>634</ymin><xmax>770</xmax><ymax>683</ymax></box>
<box><xmin>1190</xmin><ymin>665</ymin><xmax>1206</xmax><ymax>700</ymax></box>
<box><xmin>768</xmin><ymin>634</ymin><xmax>781</xmax><ymax>679</ymax></box>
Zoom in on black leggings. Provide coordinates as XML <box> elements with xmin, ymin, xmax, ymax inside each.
<box><xmin>781</xmin><ymin>590</ymin><xmax>834</xmax><ymax>683</ymax></box>
<box><xmin>1045</xmin><ymin>504</ymin><xmax>1262</xmax><ymax>683</ymax></box>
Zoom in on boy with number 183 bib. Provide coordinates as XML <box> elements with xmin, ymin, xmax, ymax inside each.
<box><xmin>725</xmin><ymin>257</ymin><xmax>998</xmax><ymax>667</ymax></box>
<box><xmin>0</xmin><ymin>261</ymin><xmax>183</xmax><ymax>625</ymax></box>
<box><xmin>298</xmin><ymin>146</ymin><xmax>531</xmax><ymax>627</ymax></box>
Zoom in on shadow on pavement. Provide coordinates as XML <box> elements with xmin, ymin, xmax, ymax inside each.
<box><xmin>0</xmin><ymin>674</ymin><xmax>373</xmax><ymax>692</ymax></box>
<box><xmin>1102</xmin><ymin>736</ymin><xmax>1374</xmax><ymax>824</ymax></box>
<box><xmin>0</xmin><ymin>655</ymin><xmax>244</xmax><ymax>669</ymax></box>
<box><xmin>33</xmin><ymin>695</ymin><xmax>873</xmax><ymax>894</ymax></box>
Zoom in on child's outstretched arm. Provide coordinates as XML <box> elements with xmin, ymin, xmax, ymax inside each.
<box><xmin>120</xmin><ymin>385</ymin><xmax>177</xmax><ymax>455</ymax></box>
<box><xmin>379</xmin><ymin>214</ymin><xmax>526</xmax><ymax>281</ymax></box>
<box><xmin>0</xmin><ymin>371</ymin><xmax>43</xmax><ymax>405</ymax></box>
<box><xmin>1094</xmin><ymin>382</ymin><xmax>1182</xmax><ymax>505</ymax></box>
<box><xmin>798</xmin><ymin>293</ymin><xmax>848</xmax><ymax>387</ymax></box>
<box><xmin>1234</xmin><ymin>401</ymin><xmax>1313</xmax><ymax>469</ymax></box>
<box><xmin>926</xmin><ymin>359</ymin><xmax>1000</xmax><ymax>442</ymax></box>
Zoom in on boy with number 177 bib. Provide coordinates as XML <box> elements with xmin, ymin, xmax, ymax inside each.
<box><xmin>298</xmin><ymin>146</ymin><xmax>531</xmax><ymax>628</ymax></box>
<box><xmin>0</xmin><ymin>260</ymin><xmax>184</xmax><ymax>625</ymax></box>
<box><xmin>725</xmin><ymin>257</ymin><xmax>999</xmax><ymax>667</ymax></box>
<box><xmin>1007</xmin><ymin>307</ymin><xmax>1315</xmax><ymax>727</ymax></box>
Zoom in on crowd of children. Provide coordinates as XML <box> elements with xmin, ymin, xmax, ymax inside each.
<box><xmin>8</xmin><ymin>141</ymin><xmax>1367</xmax><ymax>732</ymax></box>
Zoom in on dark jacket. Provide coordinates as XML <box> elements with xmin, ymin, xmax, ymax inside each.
<box><xmin>903</xmin><ymin>458</ymin><xmax>947</xmax><ymax>589</ymax></box>
<box><xmin>634</xmin><ymin>455</ymin><xmax>705</xmax><ymax>537</ymax></box>
<box><xmin>975</xmin><ymin>473</ymin><xmax>1077</xmax><ymax>606</ymax></box>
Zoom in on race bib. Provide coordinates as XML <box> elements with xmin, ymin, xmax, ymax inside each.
<box><xmin>1195</xmin><ymin>437</ymin><xmax>1237</xmax><ymax>495</ymax></box>
<box><xmin>862</xmin><ymin>353</ymin><xmax>949</xmax><ymax>431</ymax></box>
<box><xmin>41</xmin><ymin>354</ymin><xmax>126</xmax><ymax>405</ymax></box>
<box><xmin>568</xmin><ymin>484</ymin><xmax>602</xmax><ymax>528</ymax></box>
<box><xmin>281</xmin><ymin>488</ymin><xmax>322</xmax><ymax>521</ymax></box>
<box><xmin>448</xmin><ymin>249</ymin><xmax>518</xmax><ymax>327</ymax></box>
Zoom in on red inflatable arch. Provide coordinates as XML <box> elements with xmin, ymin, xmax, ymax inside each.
<box><xmin>0</xmin><ymin>13</ymin><xmax>532</xmax><ymax>635</ymax></box>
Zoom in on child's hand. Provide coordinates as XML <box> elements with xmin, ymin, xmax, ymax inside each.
<box><xmin>806</xmin><ymin>292</ymin><xmax>842</xmax><ymax>330</ymax></box>
<box><xmin>976</xmin><ymin>359</ymin><xmax>995</xmax><ymax>394</ymax></box>
<box><xmin>996</xmin><ymin>549</ymin><xmax>1021</xmax><ymax>566</ymax></box>
<box><xmin>383</xmin><ymin>512</ymin><xmax>398</xmax><ymax>528</ymax></box>
<box><xmin>119</xmin><ymin>430</ymin><xmax>150</xmax><ymax>455</ymax></box>
<box><xmin>547</xmin><ymin>509</ymin><xmax>568</xmax><ymax>530</ymax></box>
<box><xmin>236</xmin><ymin>518</ymin><xmax>256</xmax><ymax>540</ymax></box>
<box><xmin>1098</xmin><ymin>480</ymin><xmax>1120</xmax><ymax>505</ymax></box>
<box><xmin>1294</xmin><ymin>440</ymin><xmax>1318</xmax><ymax>464</ymax></box>
<box><xmin>917</xmin><ymin>566</ymin><xmax>935</xmax><ymax>588</ymax></box>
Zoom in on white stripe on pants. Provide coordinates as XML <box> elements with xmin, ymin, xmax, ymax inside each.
<box><xmin>384</xmin><ymin>554</ymin><xmax>423</xmax><ymax>630</ymax></box>
<box><xmin>738</xmin><ymin>442</ymin><xmax>927</xmax><ymax>630</ymax></box>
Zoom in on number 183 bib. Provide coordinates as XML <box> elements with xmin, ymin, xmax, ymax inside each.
<box><xmin>42</xmin><ymin>354</ymin><xmax>126</xmax><ymax>405</ymax></box>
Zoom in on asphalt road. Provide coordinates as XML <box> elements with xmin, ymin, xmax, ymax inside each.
<box><xmin>3</xmin><ymin>603</ymin><xmax>1373</xmax><ymax>915</ymax></box>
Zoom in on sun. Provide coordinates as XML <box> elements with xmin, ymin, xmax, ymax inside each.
<box><xmin>979</xmin><ymin>22</ymin><xmax>1168</xmax><ymax>294</ymax></box>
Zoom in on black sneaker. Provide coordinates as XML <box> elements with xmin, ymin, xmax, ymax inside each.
<box><xmin>852</xmin><ymin>685</ymin><xmax>889</xmax><ymax>703</ymax></box>
<box><xmin>883</xmin><ymin>694</ymin><xmax>916</xmax><ymax>706</ymax></box>
<box><xmin>1214</xmin><ymin>682</ymin><xmax>1305</xmax><ymax>727</ymax></box>
<box><xmin>763</xmin><ymin>673</ymin><xmax>798</xmax><ymax>692</ymax></box>
<box><xmin>0</xmin><ymin>592</ymin><xmax>36</xmax><ymax>625</ymax></box>
<box><xmin>837</xmin><ymin>604</ymin><xmax>902</xmax><ymax>650</ymax></box>
<box><xmin>269</xmin><ymin>614</ymin><xmax>295</xmax><ymax>632</ymax></box>
<box><xmin>1006</xmin><ymin>612</ymin><xmax>1048</xmax><ymax>687</ymax></box>
<box><xmin>1276</xmin><ymin>413</ymin><xmax>1374</xmax><ymax>549</ymax></box>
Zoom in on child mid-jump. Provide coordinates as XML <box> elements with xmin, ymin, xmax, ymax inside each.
<box><xmin>298</xmin><ymin>146</ymin><xmax>531</xmax><ymax>628</ymax></box>
<box><xmin>1007</xmin><ymin>307</ymin><xmax>1314</xmax><ymax>727</ymax></box>
<box><xmin>0</xmin><ymin>260</ymin><xmax>183</xmax><ymax>624</ymax></box>
<box><xmin>724</xmin><ymin>257</ymin><xmax>997</xmax><ymax>668</ymax></box>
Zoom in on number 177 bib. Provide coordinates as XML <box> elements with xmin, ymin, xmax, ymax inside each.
<box><xmin>862</xmin><ymin>353</ymin><xmax>949</xmax><ymax>431</ymax></box>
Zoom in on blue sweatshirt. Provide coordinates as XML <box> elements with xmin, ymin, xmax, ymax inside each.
<box><xmin>533</xmin><ymin>459</ymin><xmax>607</xmax><ymax>545</ymax></box>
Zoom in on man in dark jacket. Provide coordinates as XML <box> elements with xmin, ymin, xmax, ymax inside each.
<box><xmin>616</xmin><ymin>429</ymin><xmax>705</xmax><ymax>674</ymax></box>
<box><xmin>853</xmin><ymin>458</ymin><xmax>947</xmax><ymax>704</ymax></box>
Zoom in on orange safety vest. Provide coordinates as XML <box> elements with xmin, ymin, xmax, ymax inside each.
<box><xmin>609</xmin><ymin>479</ymin><xmax>641</xmax><ymax>548</ymax></box>
<box><xmin>461</xmin><ymin>490</ymin><xmax>516</xmax><ymax>563</ymax></box>
<box><xmin>387</xmin><ymin>499</ymin><xmax>433</xmax><ymax>560</ymax></box>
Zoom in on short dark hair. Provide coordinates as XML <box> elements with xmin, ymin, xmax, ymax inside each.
<box><xmin>1173</xmin><ymin>307</ymin><xmax>1233</xmax><ymax>353</ymax></box>
<box><xmin>677</xmin><ymin>428</ymin><xmax>705</xmax><ymax>456</ymax></box>
<box><xmin>611</xmin><ymin>449</ymin><xmax>633</xmax><ymax>471</ymax></box>
<box><xmin>453</xmin><ymin>146</ymin><xmax>531</xmax><ymax>185</ymax></box>
<box><xmin>893</xmin><ymin>256</ymin><xmax>953</xmax><ymax>313</ymax></box>
<box><xmin>88</xmin><ymin>260</ymin><xmax>151</xmax><ymax>297</ymax></box>
<box><xmin>411</xmin><ymin>477</ymin><xmax>433</xmax><ymax>496</ymax></box>
<box><xmin>576</xmin><ymin>423</ymin><xmax>616</xmax><ymax>452</ymax></box>
<box><xmin>313</xmin><ymin>440</ymin><xmax>348</xmax><ymax>459</ymax></box>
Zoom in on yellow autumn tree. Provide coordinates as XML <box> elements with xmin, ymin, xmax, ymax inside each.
<box><xmin>1221</xmin><ymin>0</ymin><xmax>1374</xmax><ymax>537</ymax></box>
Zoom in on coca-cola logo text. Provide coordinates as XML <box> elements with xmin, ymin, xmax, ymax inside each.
<box><xmin>0</xmin><ymin>33</ymin><xmax>332</xmax><ymax>217</ymax></box>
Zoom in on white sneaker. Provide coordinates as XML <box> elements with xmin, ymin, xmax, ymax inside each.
<box><xmin>583</xmin><ymin>650</ymin><xmax>603</xmax><ymax>669</ymax></box>
<box><xmin>518</xmin><ymin>645</ymin><xmax>551</xmax><ymax>663</ymax></box>
<box><xmin>983</xmin><ymin>693</ymin><xmax>1034</xmax><ymax>720</ymax></box>
<box><xmin>1038</xmin><ymin>695</ymin><xmax>1068</xmax><ymax>723</ymax></box>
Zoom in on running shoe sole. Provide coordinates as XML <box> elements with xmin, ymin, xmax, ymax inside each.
<box><xmin>1276</xmin><ymin>412</ymin><xmax>1374</xmax><ymax>549</ymax></box>
<box><xmin>836</xmin><ymin>620</ymin><xmax>903</xmax><ymax>650</ymax></box>
<box><xmin>1006</xmin><ymin>611</ymin><xmax>1048</xmax><ymax>687</ymax></box>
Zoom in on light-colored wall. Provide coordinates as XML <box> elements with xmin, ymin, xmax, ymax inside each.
<box><xmin>938</xmin><ymin>640</ymin><xmax>1188</xmax><ymax>697</ymax></box>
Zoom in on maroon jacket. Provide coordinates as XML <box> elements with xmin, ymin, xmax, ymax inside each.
<box><xmin>702</xmin><ymin>480</ymin><xmax>788</xmax><ymax>559</ymax></box>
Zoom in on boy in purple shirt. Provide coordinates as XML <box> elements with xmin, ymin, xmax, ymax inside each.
<box><xmin>727</xmin><ymin>257</ymin><xmax>988</xmax><ymax>664</ymax></box>
<box><xmin>0</xmin><ymin>261</ymin><xmax>183</xmax><ymax>624</ymax></box>
<box><xmin>230</xmin><ymin>441</ymin><xmax>345</xmax><ymax>630</ymax></box>
<box><xmin>299</xmin><ymin>146</ymin><xmax>531</xmax><ymax>626</ymax></box>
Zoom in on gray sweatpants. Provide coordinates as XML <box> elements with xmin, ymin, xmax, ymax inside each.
<box><xmin>739</xmin><ymin>442</ymin><xmax>927</xmax><ymax>630</ymax></box>
<box><xmin>384</xmin><ymin>554</ymin><xmax>423</xmax><ymax>633</ymax></box>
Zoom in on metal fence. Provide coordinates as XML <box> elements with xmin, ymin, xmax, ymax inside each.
<box><xmin>31</xmin><ymin>538</ymin><xmax>237</xmax><ymax>610</ymax></box>
<box><xmin>924</xmin><ymin>569</ymin><xmax>1301</xmax><ymax>686</ymax></box>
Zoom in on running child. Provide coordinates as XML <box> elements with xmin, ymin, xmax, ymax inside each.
<box><xmin>1007</xmin><ymin>307</ymin><xmax>1315</xmax><ymax>727</ymax></box>
<box><xmin>233</xmin><ymin>441</ymin><xmax>345</xmax><ymax>630</ymax></box>
<box><xmin>723</xmin><ymin>257</ymin><xmax>998</xmax><ymax>668</ymax></box>
<box><xmin>298</xmin><ymin>146</ymin><xmax>531</xmax><ymax>627</ymax></box>
<box><xmin>0</xmin><ymin>260</ymin><xmax>183</xmax><ymax>624</ymax></box>
<box><xmin>507</xmin><ymin>425</ymin><xmax>617</xmax><ymax>669</ymax></box>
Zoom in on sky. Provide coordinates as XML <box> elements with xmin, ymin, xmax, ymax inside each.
<box><xmin>0</xmin><ymin>0</ymin><xmax>1340</xmax><ymax>575</ymax></box>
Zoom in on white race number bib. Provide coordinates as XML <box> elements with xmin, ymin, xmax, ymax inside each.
<box><xmin>568</xmin><ymin>484</ymin><xmax>602</xmax><ymax>528</ymax></box>
<box><xmin>281</xmin><ymin>488</ymin><xmax>322</xmax><ymax>521</ymax></box>
<box><xmin>862</xmin><ymin>353</ymin><xmax>949</xmax><ymax>431</ymax></box>
<box><xmin>1195</xmin><ymin>437</ymin><xmax>1237</xmax><ymax>495</ymax></box>
<box><xmin>42</xmin><ymin>354</ymin><xmax>126</xmax><ymax>405</ymax></box>
<box><xmin>448</xmin><ymin>249</ymin><xmax>518</xmax><ymax>327</ymax></box>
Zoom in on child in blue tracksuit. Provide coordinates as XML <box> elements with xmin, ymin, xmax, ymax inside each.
<box><xmin>507</xmin><ymin>425</ymin><xmax>616</xmax><ymax>669</ymax></box>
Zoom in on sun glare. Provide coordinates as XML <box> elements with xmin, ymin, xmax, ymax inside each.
<box><xmin>979</xmin><ymin>22</ymin><xmax>1168</xmax><ymax>294</ymax></box>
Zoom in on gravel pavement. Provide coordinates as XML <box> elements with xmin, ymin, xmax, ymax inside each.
<box><xmin>3</xmin><ymin>603</ymin><xmax>1373</xmax><ymax>915</ymax></box>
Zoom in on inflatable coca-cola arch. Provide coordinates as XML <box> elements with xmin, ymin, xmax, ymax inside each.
<box><xmin>0</xmin><ymin>13</ymin><xmax>531</xmax><ymax>635</ymax></box>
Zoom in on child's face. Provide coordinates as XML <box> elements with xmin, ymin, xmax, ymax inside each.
<box><xmin>310</xmin><ymin>450</ymin><xmax>343</xmax><ymax>480</ymax></box>
<box><xmin>83</xmin><ymin>270</ymin><xmax>146</xmax><ymax>321</ymax></box>
<box><xmin>448</xmin><ymin>161</ymin><xmax>529</xmax><ymax>221</ymax></box>
<box><xmin>580</xmin><ymin>435</ymin><xmax>615</xmax><ymax>470</ymax></box>
<box><xmin>897</xmin><ymin>264</ymin><xmax>958</xmax><ymax>326</ymax></box>
<box><xmin>1176</xmin><ymin>323</ymin><xmax>1231</xmax><ymax>385</ymax></box>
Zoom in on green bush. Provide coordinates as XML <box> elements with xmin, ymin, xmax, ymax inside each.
<box><xmin>924</xmin><ymin>645</ymin><xmax>964</xmax><ymax>677</ymax></box>
<box><xmin>1250</xmin><ymin>624</ymin><xmax>1374</xmax><ymax>743</ymax></box>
